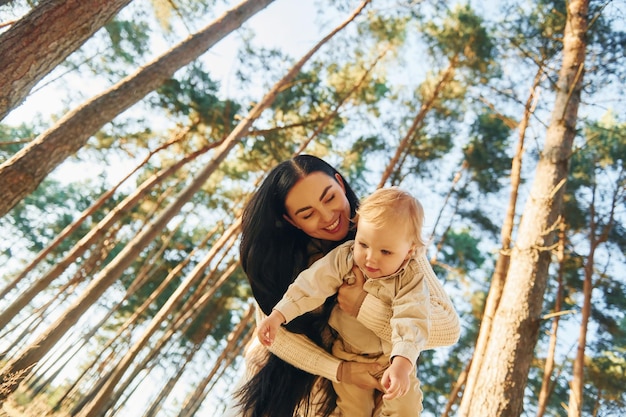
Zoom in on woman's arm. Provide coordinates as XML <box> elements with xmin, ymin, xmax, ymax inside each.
<box><xmin>339</xmin><ymin>253</ymin><xmax>460</xmax><ymax>349</ymax></box>
<box><xmin>254</xmin><ymin>306</ymin><xmax>341</xmax><ymax>381</ymax></box>
<box><xmin>254</xmin><ymin>306</ymin><xmax>383</xmax><ymax>389</ymax></box>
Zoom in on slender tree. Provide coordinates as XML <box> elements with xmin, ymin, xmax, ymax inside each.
<box><xmin>567</xmin><ymin>119</ymin><xmax>626</xmax><ymax>416</ymax></box>
<box><xmin>459</xmin><ymin>0</ymin><xmax>590</xmax><ymax>414</ymax></box>
<box><xmin>0</xmin><ymin>0</ymin><xmax>275</xmax><ymax>217</ymax></box>
<box><xmin>177</xmin><ymin>304</ymin><xmax>254</xmax><ymax>417</ymax></box>
<box><xmin>0</xmin><ymin>138</ymin><xmax>211</xmax><ymax>331</ymax></box>
<box><xmin>536</xmin><ymin>223</ymin><xmax>567</xmax><ymax>417</ymax></box>
<box><xmin>0</xmin><ymin>128</ymin><xmax>190</xmax><ymax>301</ymax></box>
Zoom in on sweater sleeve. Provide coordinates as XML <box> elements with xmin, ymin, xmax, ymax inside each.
<box><xmin>356</xmin><ymin>253</ymin><xmax>460</xmax><ymax>350</ymax></box>
<box><xmin>275</xmin><ymin>244</ymin><xmax>348</xmax><ymax>323</ymax></box>
<box><xmin>255</xmin><ymin>305</ymin><xmax>341</xmax><ymax>382</ymax></box>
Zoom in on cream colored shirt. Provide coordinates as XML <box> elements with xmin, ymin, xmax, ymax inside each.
<box><xmin>275</xmin><ymin>240</ymin><xmax>430</xmax><ymax>365</ymax></box>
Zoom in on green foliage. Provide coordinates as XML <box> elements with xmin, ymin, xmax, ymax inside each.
<box><xmin>153</xmin><ymin>64</ymin><xmax>241</xmax><ymax>136</ymax></box>
<box><xmin>65</xmin><ymin>11</ymin><xmax>153</xmax><ymax>81</ymax></box>
<box><xmin>566</xmin><ymin>115</ymin><xmax>626</xmax><ymax>250</ymax></box>
<box><xmin>584</xmin><ymin>350</ymin><xmax>626</xmax><ymax>412</ymax></box>
<box><xmin>463</xmin><ymin>110</ymin><xmax>513</xmax><ymax>193</ymax></box>
<box><xmin>438</xmin><ymin>228</ymin><xmax>486</xmax><ymax>275</ymax></box>
<box><xmin>5</xmin><ymin>178</ymin><xmax>107</xmax><ymax>254</ymax></box>
<box><xmin>458</xmin><ymin>208</ymin><xmax>500</xmax><ymax>238</ymax></box>
<box><xmin>341</xmin><ymin>135</ymin><xmax>387</xmax><ymax>194</ymax></box>
<box><xmin>422</xmin><ymin>3</ymin><xmax>496</xmax><ymax>74</ymax></box>
<box><xmin>0</xmin><ymin>123</ymin><xmax>38</xmax><ymax>164</ymax></box>
<box><xmin>104</xmin><ymin>19</ymin><xmax>151</xmax><ymax>64</ymax></box>
<box><xmin>582</xmin><ymin>1</ymin><xmax>626</xmax><ymax>93</ymax></box>
<box><xmin>505</xmin><ymin>0</ymin><xmax>566</xmax><ymax>60</ymax></box>
<box><xmin>358</xmin><ymin>9</ymin><xmax>408</xmax><ymax>46</ymax></box>
<box><xmin>389</xmin><ymin>129</ymin><xmax>454</xmax><ymax>185</ymax></box>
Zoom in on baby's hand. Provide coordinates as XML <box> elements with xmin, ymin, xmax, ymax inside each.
<box><xmin>381</xmin><ymin>356</ymin><xmax>413</xmax><ymax>400</ymax></box>
<box><xmin>256</xmin><ymin>310</ymin><xmax>286</xmax><ymax>346</ymax></box>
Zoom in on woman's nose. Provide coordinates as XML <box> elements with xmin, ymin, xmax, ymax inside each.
<box><xmin>320</xmin><ymin>206</ymin><xmax>333</xmax><ymax>222</ymax></box>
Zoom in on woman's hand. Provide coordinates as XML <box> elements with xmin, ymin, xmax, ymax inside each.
<box><xmin>339</xmin><ymin>361</ymin><xmax>384</xmax><ymax>390</ymax></box>
<box><xmin>337</xmin><ymin>266</ymin><xmax>367</xmax><ymax>317</ymax></box>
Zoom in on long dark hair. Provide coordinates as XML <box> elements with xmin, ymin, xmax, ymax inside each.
<box><xmin>237</xmin><ymin>155</ymin><xmax>359</xmax><ymax>417</ymax></box>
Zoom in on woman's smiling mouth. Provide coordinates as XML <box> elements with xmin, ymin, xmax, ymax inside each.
<box><xmin>324</xmin><ymin>218</ymin><xmax>340</xmax><ymax>232</ymax></box>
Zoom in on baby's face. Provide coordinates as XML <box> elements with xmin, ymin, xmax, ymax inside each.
<box><xmin>352</xmin><ymin>217</ymin><xmax>414</xmax><ymax>279</ymax></box>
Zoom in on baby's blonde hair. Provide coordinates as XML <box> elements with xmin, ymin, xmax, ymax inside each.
<box><xmin>355</xmin><ymin>187</ymin><xmax>426</xmax><ymax>249</ymax></box>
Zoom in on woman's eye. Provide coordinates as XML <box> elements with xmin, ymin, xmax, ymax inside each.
<box><xmin>324</xmin><ymin>194</ymin><xmax>335</xmax><ymax>203</ymax></box>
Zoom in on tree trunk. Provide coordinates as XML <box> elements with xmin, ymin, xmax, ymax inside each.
<box><xmin>377</xmin><ymin>56</ymin><xmax>457</xmax><ymax>188</ymax></box>
<box><xmin>567</xmin><ymin>235</ymin><xmax>595</xmax><ymax>417</ymax></box>
<box><xmin>458</xmin><ymin>68</ymin><xmax>541</xmax><ymax>409</ymax></box>
<box><xmin>567</xmin><ymin>178</ymin><xmax>616</xmax><ymax>416</ymax></box>
<box><xmin>178</xmin><ymin>304</ymin><xmax>255</xmax><ymax>417</ymax></box>
<box><xmin>0</xmin><ymin>128</ymin><xmax>190</xmax><ymax>301</ymax></box>
<box><xmin>0</xmin><ymin>139</ymin><xmax>208</xmax><ymax>330</ymax></box>
<box><xmin>0</xmin><ymin>0</ymin><xmax>132</xmax><ymax>121</ymax></box>
<box><xmin>0</xmin><ymin>0</ymin><xmax>275</xmax><ymax>218</ymax></box>
<box><xmin>54</xmin><ymin>221</ymin><xmax>221</xmax><ymax>411</ymax></box>
<box><xmin>459</xmin><ymin>0</ymin><xmax>589</xmax><ymax>415</ymax></box>
<box><xmin>84</xmin><ymin>259</ymin><xmax>239</xmax><ymax>417</ymax></box>
<box><xmin>75</xmin><ymin>231</ymin><xmax>241</xmax><ymax>417</ymax></box>
<box><xmin>142</xmin><ymin>344</ymin><xmax>199</xmax><ymax>417</ymax></box>
<box><xmin>537</xmin><ymin>224</ymin><xmax>566</xmax><ymax>417</ymax></box>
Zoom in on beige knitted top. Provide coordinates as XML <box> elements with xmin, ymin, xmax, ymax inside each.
<box><xmin>250</xmin><ymin>252</ymin><xmax>460</xmax><ymax>382</ymax></box>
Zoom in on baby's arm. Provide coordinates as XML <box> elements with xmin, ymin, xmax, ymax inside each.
<box><xmin>257</xmin><ymin>310</ymin><xmax>286</xmax><ymax>346</ymax></box>
<box><xmin>381</xmin><ymin>356</ymin><xmax>413</xmax><ymax>400</ymax></box>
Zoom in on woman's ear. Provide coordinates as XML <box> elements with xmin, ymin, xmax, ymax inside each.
<box><xmin>283</xmin><ymin>214</ymin><xmax>299</xmax><ymax>229</ymax></box>
<box><xmin>334</xmin><ymin>173</ymin><xmax>346</xmax><ymax>192</ymax></box>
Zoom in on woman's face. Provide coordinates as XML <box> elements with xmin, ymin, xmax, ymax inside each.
<box><xmin>283</xmin><ymin>172</ymin><xmax>352</xmax><ymax>241</ymax></box>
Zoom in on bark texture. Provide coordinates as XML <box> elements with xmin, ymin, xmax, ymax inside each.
<box><xmin>0</xmin><ymin>0</ymin><xmax>132</xmax><ymax>121</ymax></box>
<box><xmin>459</xmin><ymin>0</ymin><xmax>589</xmax><ymax>415</ymax></box>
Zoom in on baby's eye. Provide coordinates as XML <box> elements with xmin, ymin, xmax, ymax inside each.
<box><xmin>381</xmin><ymin>250</ymin><xmax>392</xmax><ymax>255</ymax></box>
<box><xmin>358</xmin><ymin>242</ymin><xmax>368</xmax><ymax>249</ymax></box>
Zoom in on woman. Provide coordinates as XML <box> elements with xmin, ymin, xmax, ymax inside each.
<box><xmin>235</xmin><ymin>155</ymin><xmax>460</xmax><ymax>417</ymax></box>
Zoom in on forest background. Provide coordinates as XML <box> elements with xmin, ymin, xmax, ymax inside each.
<box><xmin>0</xmin><ymin>0</ymin><xmax>625</xmax><ymax>416</ymax></box>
